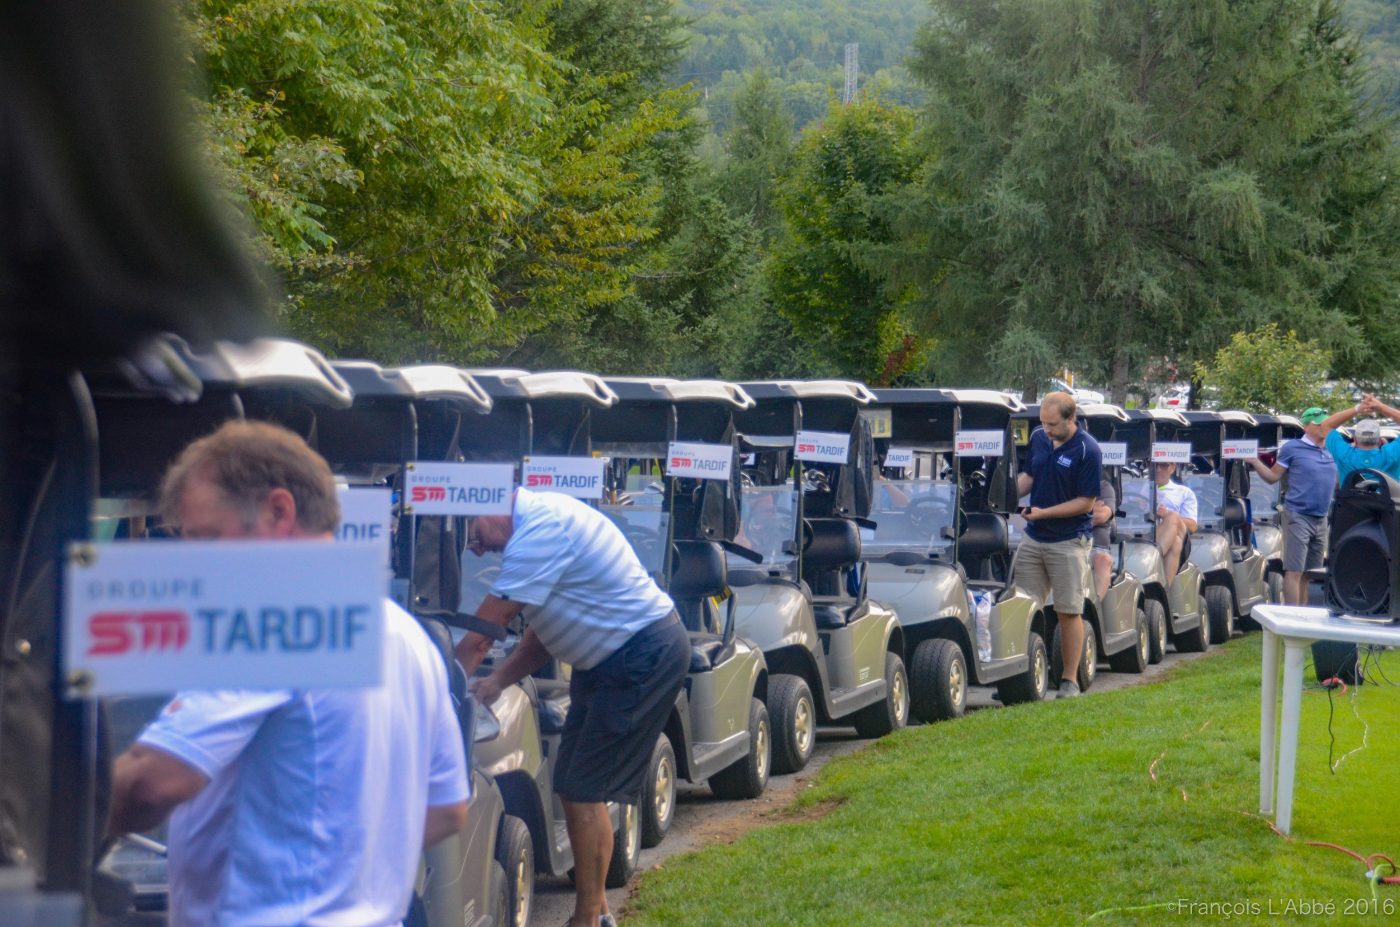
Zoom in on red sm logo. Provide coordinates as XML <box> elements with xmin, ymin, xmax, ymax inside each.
<box><xmin>88</xmin><ymin>611</ymin><xmax>190</xmax><ymax>657</ymax></box>
<box><xmin>411</xmin><ymin>486</ymin><xmax>448</xmax><ymax>502</ymax></box>
<box><xmin>526</xmin><ymin>474</ymin><xmax>554</xmax><ymax>487</ymax></box>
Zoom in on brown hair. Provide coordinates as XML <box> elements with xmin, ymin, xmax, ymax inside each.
<box><xmin>159</xmin><ymin>420</ymin><xmax>339</xmax><ymax>534</ymax></box>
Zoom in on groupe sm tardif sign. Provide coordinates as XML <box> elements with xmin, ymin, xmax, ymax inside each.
<box><xmin>404</xmin><ymin>461</ymin><xmax>515</xmax><ymax>515</ymax></box>
<box><xmin>521</xmin><ymin>456</ymin><xmax>608</xmax><ymax>500</ymax></box>
<box><xmin>666</xmin><ymin>441</ymin><xmax>734</xmax><ymax>481</ymax></box>
<box><xmin>794</xmin><ymin>430</ymin><xmax>850</xmax><ymax>464</ymax></box>
<box><xmin>64</xmin><ymin>540</ymin><xmax>386</xmax><ymax>697</ymax></box>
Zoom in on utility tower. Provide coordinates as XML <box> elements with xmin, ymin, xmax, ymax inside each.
<box><xmin>843</xmin><ymin>42</ymin><xmax>858</xmax><ymax>104</ymax></box>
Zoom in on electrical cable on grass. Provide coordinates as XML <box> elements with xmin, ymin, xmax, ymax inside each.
<box><xmin>1083</xmin><ymin>901</ymin><xmax>1177</xmax><ymax>923</ymax></box>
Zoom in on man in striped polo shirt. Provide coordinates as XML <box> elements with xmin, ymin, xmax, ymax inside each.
<box><xmin>456</xmin><ymin>488</ymin><xmax>688</xmax><ymax>927</ymax></box>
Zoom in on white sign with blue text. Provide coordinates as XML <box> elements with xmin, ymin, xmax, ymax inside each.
<box><xmin>522</xmin><ymin>456</ymin><xmax>608</xmax><ymax>499</ymax></box>
<box><xmin>405</xmin><ymin>462</ymin><xmax>515</xmax><ymax>516</ymax></box>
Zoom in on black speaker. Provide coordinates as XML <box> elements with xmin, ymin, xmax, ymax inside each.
<box><xmin>1326</xmin><ymin>468</ymin><xmax>1400</xmax><ymax>620</ymax></box>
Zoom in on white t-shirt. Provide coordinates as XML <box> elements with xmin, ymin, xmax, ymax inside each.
<box><xmin>138</xmin><ymin>599</ymin><xmax>468</xmax><ymax>927</ymax></box>
<box><xmin>489</xmin><ymin>488</ymin><xmax>675</xmax><ymax>669</ymax></box>
<box><xmin>1157</xmin><ymin>480</ymin><xmax>1199</xmax><ymax>523</ymax></box>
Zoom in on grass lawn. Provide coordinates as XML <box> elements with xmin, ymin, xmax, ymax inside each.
<box><xmin>626</xmin><ymin>637</ymin><xmax>1400</xmax><ymax>926</ymax></box>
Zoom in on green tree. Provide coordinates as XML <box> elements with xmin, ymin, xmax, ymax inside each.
<box><xmin>719</xmin><ymin>70</ymin><xmax>793</xmax><ymax>244</ymax></box>
<box><xmin>1197</xmin><ymin>324</ymin><xmax>1330</xmax><ymax>414</ymax></box>
<box><xmin>769</xmin><ymin>98</ymin><xmax>925</xmax><ymax>384</ymax></box>
<box><xmin>904</xmin><ymin>0</ymin><xmax>1400</xmax><ymax>401</ymax></box>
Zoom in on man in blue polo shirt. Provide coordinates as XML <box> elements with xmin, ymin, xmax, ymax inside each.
<box><xmin>1250</xmin><ymin>406</ymin><xmax>1342</xmax><ymax>604</ymax></box>
<box><xmin>1014</xmin><ymin>392</ymin><xmax>1102</xmax><ymax>698</ymax></box>
<box><xmin>456</xmin><ymin>488</ymin><xmax>688</xmax><ymax>927</ymax></box>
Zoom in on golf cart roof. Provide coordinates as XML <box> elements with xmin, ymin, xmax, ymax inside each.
<box><xmin>86</xmin><ymin>335</ymin><xmax>205</xmax><ymax>404</ymax></box>
<box><xmin>1217</xmin><ymin>410</ymin><xmax>1257</xmax><ymax>426</ymax></box>
<box><xmin>1126</xmin><ymin>408</ymin><xmax>1190</xmax><ymax>427</ymax></box>
<box><xmin>466</xmin><ymin>369</ymin><xmax>617</xmax><ymax>407</ymax></box>
<box><xmin>1078</xmin><ymin>403</ymin><xmax>1131</xmax><ymax>423</ymax></box>
<box><xmin>871</xmin><ymin>388</ymin><xmax>1023</xmax><ymax>445</ymax></box>
<box><xmin>604</xmin><ymin>377</ymin><xmax>754</xmax><ymax>409</ymax></box>
<box><xmin>331</xmin><ymin>361</ymin><xmax>492</xmax><ymax>410</ymax></box>
<box><xmin>943</xmin><ymin>388</ymin><xmax>1026</xmax><ymax>412</ymax></box>
<box><xmin>170</xmin><ymin>336</ymin><xmax>354</xmax><ymax>408</ymax></box>
<box><xmin>739</xmin><ymin>380</ymin><xmax>877</xmax><ymax>404</ymax></box>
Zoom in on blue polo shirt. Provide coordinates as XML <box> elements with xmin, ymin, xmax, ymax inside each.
<box><xmin>1020</xmin><ymin>426</ymin><xmax>1102</xmax><ymax>543</ymax></box>
<box><xmin>1324</xmin><ymin>430</ymin><xmax>1400</xmax><ymax>486</ymax></box>
<box><xmin>1277</xmin><ymin>436</ymin><xmax>1337</xmax><ymax>517</ymax></box>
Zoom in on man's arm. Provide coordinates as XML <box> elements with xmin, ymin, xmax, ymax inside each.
<box><xmin>1091</xmin><ymin>499</ymin><xmax>1112</xmax><ymax>526</ymax></box>
<box><xmin>1320</xmin><ymin>403</ymin><xmax>1362</xmax><ymax>436</ymax></box>
<box><xmin>1016</xmin><ymin>473</ymin><xmax>1033</xmax><ymax>499</ymax></box>
<box><xmin>467</xmin><ymin>624</ymin><xmax>551</xmax><ymax>707</ymax></box>
<box><xmin>108</xmin><ymin>744</ymin><xmax>208</xmax><ymax>836</ymax></box>
<box><xmin>1370</xmin><ymin>396</ymin><xmax>1400</xmax><ymax>426</ymax></box>
<box><xmin>1249</xmin><ymin>457</ymin><xmax>1286</xmax><ymax>485</ymax></box>
<box><xmin>1025</xmin><ymin>496</ymin><xmax>1096</xmax><ymax>521</ymax></box>
<box><xmin>454</xmin><ymin>594</ymin><xmax>527</xmax><ymax>675</ymax></box>
<box><xmin>423</xmin><ymin>801</ymin><xmax>470</xmax><ymax>850</ymax></box>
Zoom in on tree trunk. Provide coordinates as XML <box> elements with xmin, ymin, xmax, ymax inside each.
<box><xmin>1111</xmin><ymin>346</ymin><xmax>1131</xmax><ymax>407</ymax></box>
<box><xmin>1187</xmin><ymin>371</ymin><xmax>1204</xmax><ymax>410</ymax></box>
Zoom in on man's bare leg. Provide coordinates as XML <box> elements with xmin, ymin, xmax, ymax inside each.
<box><xmin>1159</xmin><ymin>512</ymin><xmax>1184</xmax><ymax>579</ymax></box>
<box><xmin>1057</xmin><ymin>612</ymin><xmax>1085</xmax><ymax>686</ymax></box>
<box><xmin>1092</xmin><ymin>552</ymin><xmax>1112</xmax><ymax>601</ymax></box>
<box><xmin>562</xmin><ymin>799</ymin><xmax>613</xmax><ymax>926</ymax></box>
<box><xmin>1284</xmin><ymin>570</ymin><xmax>1305</xmax><ymax>606</ymax></box>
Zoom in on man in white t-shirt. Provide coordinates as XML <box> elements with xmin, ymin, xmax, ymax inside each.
<box><xmin>458</xmin><ymin>488</ymin><xmax>689</xmax><ymax>927</ymax></box>
<box><xmin>107</xmin><ymin>421</ymin><xmax>469</xmax><ymax>927</ymax></box>
<box><xmin>1153</xmin><ymin>461</ymin><xmax>1199</xmax><ymax>580</ymax></box>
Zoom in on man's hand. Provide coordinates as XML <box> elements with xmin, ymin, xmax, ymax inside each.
<box><xmin>1157</xmin><ymin>503</ymin><xmax>1169</xmax><ymax>519</ymax></box>
<box><xmin>1024</xmin><ymin>506</ymin><xmax>1045</xmax><ymax>522</ymax></box>
<box><xmin>108</xmin><ymin>744</ymin><xmax>208</xmax><ymax>837</ymax></box>
<box><xmin>469</xmin><ymin>673</ymin><xmax>505</xmax><ymax>708</ymax></box>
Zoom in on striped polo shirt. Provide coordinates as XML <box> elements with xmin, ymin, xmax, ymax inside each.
<box><xmin>491</xmin><ymin>489</ymin><xmax>675</xmax><ymax>669</ymax></box>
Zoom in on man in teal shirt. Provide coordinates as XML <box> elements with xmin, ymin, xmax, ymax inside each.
<box><xmin>1326</xmin><ymin>393</ymin><xmax>1400</xmax><ymax>485</ymax></box>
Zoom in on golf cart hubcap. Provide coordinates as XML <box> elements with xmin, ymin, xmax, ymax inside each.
<box><xmin>1084</xmin><ymin>629</ymin><xmax>1096</xmax><ymax>683</ymax></box>
<box><xmin>513</xmin><ymin>854</ymin><xmax>530</xmax><ymax>927</ymax></box>
<box><xmin>654</xmin><ymin>755</ymin><xmax>673</xmax><ymax>824</ymax></box>
<box><xmin>950</xmin><ymin>659</ymin><xmax>965</xmax><ymax>707</ymax></box>
<box><xmin>795</xmin><ymin>696</ymin><xmax>814</xmax><ymax>755</ymax></box>
<box><xmin>625</xmin><ymin>804</ymin><xmax>640</xmax><ymax>860</ymax></box>
<box><xmin>1034</xmin><ymin>647</ymin><xmax>1047</xmax><ymax>693</ymax></box>
<box><xmin>1139</xmin><ymin>624</ymin><xmax>1149</xmax><ymax>661</ymax></box>
<box><xmin>893</xmin><ymin>668</ymin><xmax>908</xmax><ymax>721</ymax></box>
<box><xmin>756</xmin><ymin>719</ymin><xmax>769</xmax><ymax>779</ymax></box>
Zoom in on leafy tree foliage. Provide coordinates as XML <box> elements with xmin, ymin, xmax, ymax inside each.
<box><xmin>1197</xmin><ymin>324</ymin><xmax>1330</xmax><ymax>414</ymax></box>
<box><xmin>903</xmin><ymin>0</ymin><xmax>1400</xmax><ymax>401</ymax></box>
<box><xmin>770</xmin><ymin>99</ymin><xmax>925</xmax><ymax>384</ymax></box>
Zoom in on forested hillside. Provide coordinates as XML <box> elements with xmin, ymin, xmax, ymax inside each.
<box><xmin>1349</xmin><ymin>0</ymin><xmax>1400</xmax><ymax>109</ymax></box>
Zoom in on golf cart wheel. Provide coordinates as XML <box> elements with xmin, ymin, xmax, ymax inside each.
<box><xmin>710</xmin><ymin>697</ymin><xmax>771</xmax><ymax>800</ymax></box>
<box><xmin>768</xmin><ymin>674</ymin><xmax>816</xmax><ymax>774</ymax></box>
<box><xmin>640</xmin><ymin>735</ymin><xmax>676</xmax><ymax>848</ymax></box>
<box><xmin>909</xmin><ymin>638</ymin><xmax>966</xmax><ymax>723</ymax></box>
<box><xmin>996</xmin><ymin>631</ymin><xmax>1048</xmax><ymax>705</ymax></box>
<box><xmin>1050</xmin><ymin>621</ymin><xmax>1095</xmax><ymax>692</ymax></box>
<box><xmin>1205</xmin><ymin>585</ymin><xmax>1234</xmax><ymax>644</ymax></box>
<box><xmin>1266</xmin><ymin>571</ymin><xmax>1285</xmax><ymax>605</ymax></box>
<box><xmin>604</xmin><ymin>803</ymin><xmax>640</xmax><ymax>889</ymax></box>
<box><xmin>490</xmin><ymin>861</ymin><xmax>510</xmax><ymax>927</ymax></box>
<box><xmin>1172</xmin><ymin>595</ymin><xmax>1211</xmax><ymax>653</ymax></box>
<box><xmin>1145</xmin><ymin>598</ymin><xmax>1168</xmax><ymax>665</ymax></box>
<box><xmin>496</xmin><ymin>815</ymin><xmax>534</xmax><ymax>927</ymax></box>
<box><xmin>1108</xmin><ymin>607</ymin><xmax>1149</xmax><ymax>674</ymax></box>
<box><xmin>852</xmin><ymin>651</ymin><xmax>910</xmax><ymax>738</ymax></box>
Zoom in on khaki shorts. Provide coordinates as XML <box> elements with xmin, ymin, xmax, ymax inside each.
<box><xmin>1012</xmin><ymin>535</ymin><xmax>1090</xmax><ymax>615</ymax></box>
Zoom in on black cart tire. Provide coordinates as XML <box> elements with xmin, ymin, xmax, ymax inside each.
<box><xmin>1267</xmin><ymin>571</ymin><xmax>1285</xmax><ymax>605</ymax></box>
<box><xmin>640</xmin><ymin>736</ymin><xmax>676</xmax><ymax>849</ymax></box>
<box><xmin>1172</xmin><ymin>595</ymin><xmax>1211</xmax><ymax>653</ymax></box>
<box><xmin>1145</xmin><ymin>598</ymin><xmax>1168</xmax><ymax>665</ymax></box>
<box><xmin>997</xmin><ymin>631</ymin><xmax>1049</xmax><ymax>705</ymax></box>
<box><xmin>495</xmin><ymin>815</ymin><xmax>533</xmax><ymax>927</ymax></box>
<box><xmin>1108</xmin><ymin>608</ymin><xmax>1149</xmax><ymax>674</ymax></box>
<box><xmin>710</xmin><ymin>697</ymin><xmax>771</xmax><ymax>800</ymax></box>
<box><xmin>1206</xmin><ymin>584</ymin><xmax>1234</xmax><ymax>644</ymax></box>
<box><xmin>605</xmin><ymin>803</ymin><xmax>640</xmax><ymax>889</ymax></box>
<box><xmin>767</xmin><ymin>674</ymin><xmax>816</xmax><ymax>774</ymax></box>
<box><xmin>909</xmin><ymin>638</ymin><xmax>967</xmax><ymax>723</ymax></box>
<box><xmin>852</xmin><ymin>651</ymin><xmax>910</xmax><ymax>738</ymax></box>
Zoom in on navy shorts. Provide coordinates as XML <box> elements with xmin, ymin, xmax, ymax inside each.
<box><xmin>553</xmin><ymin>612</ymin><xmax>690</xmax><ymax>804</ymax></box>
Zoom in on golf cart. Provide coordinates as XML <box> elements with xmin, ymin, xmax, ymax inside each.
<box><xmin>861</xmin><ymin>389</ymin><xmax>1047</xmax><ymax>717</ymax></box>
<box><xmin>1178</xmin><ymin>410</ymin><xmax>1269</xmax><ymax>642</ymax></box>
<box><xmin>1237</xmin><ymin>413</ymin><xmax>1289</xmax><ymax>609</ymax></box>
<box><xmin>728</xmin><ymin>381</ymin><xmax>907</xmax><ymax>773</ymax></box>
<box><xmin>321</xmin><ymin>359</ymin><xmax>519</xmax><ymax>927</ymax></box>
<box><xmin>593</xmin><ymin>377</ymin><xmax>771</xmax><ymax>847</ymax></box>
<box><xmin>453</xmin><ymin>369</ymin><xmax>642</xmax><ymax>918</ymax></box>
<box><xmin>1005</xmin><ymin>405</ymin><xmax>1152</xmax><ymax>690</ymax></box>
<box><xmin>1115</xmin><ymin>410</ymin><xmax>1211</xmax><ymax>655</ymax></box>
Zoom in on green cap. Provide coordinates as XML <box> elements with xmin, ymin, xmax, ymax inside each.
<box><xmin>1300</xmin><ymin>407</ymin><xmax>1327</xmax><ymax>425</ymax></box>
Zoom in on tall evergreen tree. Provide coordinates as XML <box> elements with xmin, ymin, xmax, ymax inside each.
<box><xmin>904</xmin><ymin>0</ymin><xmax>1400</xmax><ymax>400</ymax></box>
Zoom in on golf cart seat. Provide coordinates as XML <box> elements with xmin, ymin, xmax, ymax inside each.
<box><xmin>957</xmin><ymin>513</ymin><xmax>1009</xmax><ymax>582</ymax></box>
<box><xmin>1222</xmin><ymin>497</ymin><xmax>1253</xmax><ymax>553</ymax></box>
<box><xmin>416</xmin><ymin>613</ymin><xmax>469</xmax><ymax>703</ymax></box>
<box><xmin>670</xmin><ymin>540</ymin><xmax>727</xmax><ymax>633</ymax></box>
<box><xmin>801</xmin><ymin>517</ymin><xmax>862</xmax><ymax>597</ymax></box>
<box><xmin>812</xmin><ymin>600</ymin><xmax>870</xmax><ymax>629</ymax></box>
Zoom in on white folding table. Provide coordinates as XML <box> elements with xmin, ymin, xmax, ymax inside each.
<box><xmin>1252</xmin><ymin>605</ymin><xmax>1400</xmax><ymax>834</ymax></box>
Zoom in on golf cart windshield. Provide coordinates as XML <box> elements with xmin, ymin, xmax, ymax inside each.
<box><xmin>734</xmin><ymin>484</ymin><xmax>798</xmax><ymax>567</ymax></box>
<box><xmin>866</xmin><ymin>480</ymin><xmax>955</xmax><ymax>555</ymax></box>
<box><xmin>599</xmin><ymin>475</ymin><xmax>671</xmax><ymax>576</ymax></box>
<box><xmin>1184</xmin><ymin>473</ymin><xmax>1224</xmax><ymax>530</ymax></box>
<box><xmin>1121</xmin><ymin>477</ymin><xmax>1156</xmax><ymax>538</ymax></box>
<box><xmin>1249</xmin><ymin>480</ymin><xmax>1280</xmax><ymax>524</ymax></box>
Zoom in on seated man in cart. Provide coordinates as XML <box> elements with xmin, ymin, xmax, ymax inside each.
<box><xmin>1154</xmin><ymin>460</ymin><xmax>1199</xmax><ymax>581</ymax></box>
